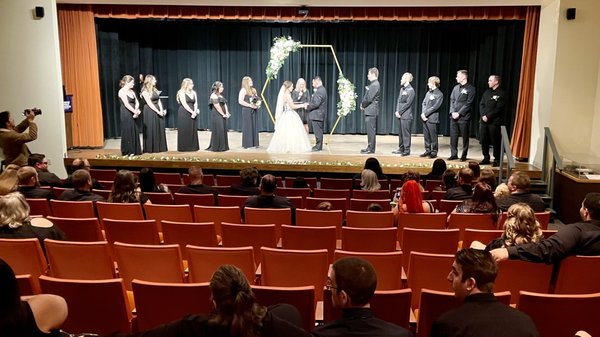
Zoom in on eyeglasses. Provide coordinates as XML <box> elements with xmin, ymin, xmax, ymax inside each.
<box><xmin>325</xmin><ymin>279</ymin><xmax>338</xmax><ymax>291</ymax></box>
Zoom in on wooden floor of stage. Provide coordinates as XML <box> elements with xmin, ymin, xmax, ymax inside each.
<box><xmin>67</xmin><ymin>130</ymin><xmax>538</xmax><ymax>176</ymax></box>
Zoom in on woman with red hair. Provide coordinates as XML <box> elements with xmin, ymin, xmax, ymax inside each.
<box><xmin>393</xmin><ymin>180</ymin><xmax>436</xmax><ymax>215</ymax></box>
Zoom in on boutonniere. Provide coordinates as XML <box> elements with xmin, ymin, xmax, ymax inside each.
<box><xmin>429</xmin><ymin>94</ymin><xmax>435</xmax><ymax>100</ymax></box>
<box><xmin>365</xmin><ymin>86</ymin><xmax>370</xmax><ymax>91</ymax></box>
<box><xmin>461</xmin><ymin>89</ymin><xmax>468</xmax><ymax>95</ymax></box>
<box><xmin>402</xmin><ymin>91</ymin><xmax>408</xmax><ymax>96</ymax></box>
<box><xmin>492</xmin><ymin>95</ymin><xmax>499</xmax><ymax>101</ymax></box>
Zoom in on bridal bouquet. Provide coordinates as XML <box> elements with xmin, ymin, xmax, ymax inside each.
<box><xmin>250</xmin><ymin>95</ymin><xmax>262</xmax><ymax>109</ymax></box>
<box><xmin>266</xmin><ymin>36</ymin><xmax>301</xmax><ymax>80</ymax></box>
<box><xmin>337</xmin><ymin>75</ymin><xmax>357</xmax><ymax>117</ymax></box>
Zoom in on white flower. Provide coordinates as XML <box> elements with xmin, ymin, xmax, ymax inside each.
<box><xmin>492</xmin><ymin>95</ymin><xmax>499</xmax><ymax>101</ymax></box>
<box><xmin>265</xmin><ymin>36</ymin><xmax>301</xmax><ymax>80</ymax></box>
<box><xmin>337</xmin><ymin>75</ymin><xmax>357</xmax><ymax>117</ymax></box>
<box><xmin>461</xmin><ymin>88</ymin><xmax>468</xmax><ymax>95</ymax></box>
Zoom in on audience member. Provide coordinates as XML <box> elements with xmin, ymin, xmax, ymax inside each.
<box><xmin>58</xmin><ymin>169</ymin><xmax>105</xmax><ymax>202</ymax></box>
<box><xmin>139</xmin><ymin>168</ymin><xmax>170</xmax><ymax>193</ymax></box>
<box><xmin>230</xmin><ymin>166</ymin><xmax>260</xmax><ymax>196</ymax></box>
<box><xmin>27</xmin><ymin>153</ymin><xmax>62</xmax><ymax>187</ymax></box>
<box><xmin>242</xmin><ymin>174</ymin><xmax>294</xmax><ymax>220</ymax></box>
<box><xmin>0</xmin><ymin>258</ymin><xmax>67</xmax><ymax>336</ymax></box>
<box><xmin>353</xmin><ymin>157</ymin><xmax>387</xmax><ymax>189</ymax></box>
<box><xmin>454</xmin><ymin>182</ymin><xmax>500</xmax><ymax>222</ymax></box>
<box><xmin>317</xmin><ymin>201</ymin><xmax>332</xmax><ymax>211</ymax></box>
<box><xmin>367</xmin><ymin>203</ymin><xmax>383</xmax><ymax>212</ymax></box>
<box><xmin>435</xmin><ymin>169</ymin><xmax>457</xmax><ymax>191</ymax></box>
<box><xmin>0</xmin><ymin>164</ymin><xmax>20</xmax><ymax>195</ymax></box>
<box><xmin>291</xmin><ymin>177</ymin><xmax>310</xmax><ymax>189</ymax></box>
<box><xmin>360</xmin><ymin>169</ymin><xmax>381</xmax><ymax>192</ymax></box>
<box><xmin>468</xmin><ymin>161</ymin><xmax>480</xmax><ymax>180</ymax></box>
<box><xmin>62</xmin><ymin>158</ymin><xmax>105</xmax><ymax>190</ymax></box>
<box><xmin>472</xmin><ymin>203</ymin><xmax>542</xmax><ymax>250</ymax></box>
<box><xmin>16</xmin><ymin>166</ymin><xmax>53</xmax><ymax>200</ymax></box>
<box><xmin>430</xmin><ymin>248</ymin><xmax>538</xmax><ymax>337</ymax></box>
<box><xmin>422</xmin><ymin>158</ymin><xmax>447</xmax><ymax>182</ymax></box>
<box><xmin>401</xmin><ymin>170</ymin><xmax>425</xmax><ymax>192</ymax></box>
<box><xmin>478</xmin><ymin>167</ymin><xmax>497</xmax><ymax>190</ymax></box>
<box><xmin>0</xmin><ymin>110</ymin><xmax>37</xmax><ymax>166</ymax></box>
<box><xmin>494</xmin><ymin>183</ymin><xmax>510</xmax><ymax>199</ymax></box>
<box><xmin>491</xmin><ymin>193</ymin><xmax>600</xmax><ymax>264</ymax></box>
<box><xmin>0</xmin><ymin>192</ymin><xmax>66</xmax><ymax>250</ymax></box>
<box><xmin>178</xmin><ymin>166</ymin><xmax>219</xmax><ymax>204</ymax></box>
<box><xmin>393</xmin><ymin>180</ymin><xmax>435</xmax><ymax>216</ymax></box>
<box><xmin>444</xmin><ymin>168</ymin><xmax>474</xmax><ymax>200</ymax></box>
<box><xmin>496</xmin><ymin>171</ymin><xmax>545</xmax><ymax>212</ymax></box>
<box><xmin>108</xmin><ymin>170</ymin><xmax>149</xmax><ymax>204</ymax></box>
<box><xmin>312</xmin><ymin>257</ymin><xmax>412</xmax><ymax>337</ymax></box>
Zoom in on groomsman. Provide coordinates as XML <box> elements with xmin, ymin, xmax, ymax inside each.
<box><xmin>307</xmin><ymin>76</ymin><xmax>327</xmax><ymax>151</ymax></box>
<box><xmin>449</xmin><ymin>69</ymin><xmax>476</xmax><ymax>161</ymax></box>
<box><xmin>393</xmin><ymin>72</ymin><xmax>416</xmax><ymax>156</ymax></box>
<box><xmin>479</xmin><ymin>75</ymin><xmax>506</xmax><ymax>166</ymax></box>
<box><xmin>360</xmin><ymin>68</ymin><xmax>380</xmax><ymax>154</ymax></box>
<box><xmin>420</xmin><ymin>76</ymin><xmax>444</xmax><ymax>158</ymax></box>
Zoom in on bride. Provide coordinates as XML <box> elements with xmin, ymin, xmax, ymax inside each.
<box><xmin>267</xmin><ymin>81</ymin><xmax>312</xmax><ymax>153</ymax></box>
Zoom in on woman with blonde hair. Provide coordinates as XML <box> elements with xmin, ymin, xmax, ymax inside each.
<box><xmin>176</xmin><ymin>78</ymin><xmax>199</xmax><ymax>151</ymax></box>
<box><xmin>140</xmin><ymin>74</ymin><xmax>167</xmax><ymax>153</ymax></box>
<box><xmin>293</xmin><ymin>78</ymin><xmax>310</xmax><ymax>133</ymax></box>
<box><xmin>118</xmin><ymin>75</ymin><xmax>142</xmax><ymax>155</ymax></box>
<box><xmin>360</xmin><ymin>169</ymin><xmax>381</xmax><ymax>192</ymax></box>
<box><xmin>238</xmin><ymin>76</ymin><xmax>260</xmax><ymax>149</ymax></box>
<box><xmin>0</xmin><ymin>164</ymin><xmax>20</xmax><ymax>195</ymax></box>
<box><xmin>266</xmin><ymin>81</ymin><xmax>311</xmax><ymax>153</ymax></box>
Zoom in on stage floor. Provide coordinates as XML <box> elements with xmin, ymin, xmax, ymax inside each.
<box><xmin>67</xmin><ymin>130</ymin><xmax>537</xmax><ymax>176</ymax></box>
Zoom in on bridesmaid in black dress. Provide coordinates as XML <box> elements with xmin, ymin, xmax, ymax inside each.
<box><xmin>176</xmin><ymin>78</ymin><xmax>199</xmax><ymax>151</ymax></box>
<box><xmin>293</xmin><ymin>77</ymin><xmax>310</xmax><ymax>134</ymax></box>
<box><xmin>141</xmin><ymin>75</ymin><xmax>168</xmax><ymax>153</ymax></box>
<box><xmin>238</xmin><ymin>76</ymin><xmax>259</xmax><ymax>148</ymax></box>
<box><xmin>206</xmin><ymin>81</ymin><xmax>230</xmax><ymax>152</ymax></box>
<box><xmin>117</xmin><ymin>75</ymin><xmax>142</xmax><ymax>156</ymax></box>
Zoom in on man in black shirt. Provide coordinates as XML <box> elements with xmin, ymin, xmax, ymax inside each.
<box><xmin>178</xmin><ymin>166</ymin><xmax>218</xmax><ymax>204</ymax></box>
<box><xmin>496</xmin><ymin>171</ymin><xmax>545</xmax><ymax>212</ymax></box>
<box><xmin>449</xmin><ymin>70</ymin><xmax>476</xmax><ymax>161</ymax></box>
<box><xmin>28</xmin><ymin>153</ymin><xmax>63</xmax><ymax>187</ymax></box>
<box><xmin>16</xmin><ymin>166</ymin><xmax>53</xmax><ymax>199</ymax></box>
<box><xmin>393</xmin><ymin>72</ymin><xmax>416</xmax><ymax>156</ymax></box>
<box><xmin>59</xmin><ymin>169</ymin><xmax>104</xmax><ymax>202</ymax></box>
<box><xmin>444</xmin><ymin>168</ymin><xmax>474</xmax><ymax>201</ymax></box>
<box><xmin>479</xmin><ymin>75</ymin><xmax>506</xmax><ymax>166</ymax></box>
<box><xmin>242</xmin><ymin>174</ymin><xmax>294</xmax><ymax>221</ymax></box>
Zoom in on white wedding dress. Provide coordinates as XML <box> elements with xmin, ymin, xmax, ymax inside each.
<box><xmin>267</xmin><ymin>102</ymin><xmax>312</xmax><ymax>154</ymax></box>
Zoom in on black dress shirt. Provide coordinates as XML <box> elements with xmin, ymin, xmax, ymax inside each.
<box><xmin>18</xmin><ymin>186</ymin><xmax>53</xmax><ymax>200</ymax></box>
<box><xmin>59</xmin><ymin>188</ymin><xmax>105</xmax><ymax>202</ymax></box>
<box><xmin>312</xmin><ymin>307</ymin><xmax>412</xmax><ymax>337</ymax></box>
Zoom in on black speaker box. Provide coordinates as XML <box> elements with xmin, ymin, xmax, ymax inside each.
<box><xmin>34</xmin><ymin>6</ymin><xmax>45</xmax><ymax>19</ymax></box>
<box><xmin>566</xmin><ymin>8</ymin><xmax>576</xmax><ymax>20</ymax></box>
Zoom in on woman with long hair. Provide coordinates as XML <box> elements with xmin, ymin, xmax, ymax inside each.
<box><xmin>106</xmin><ymin>265</ymin><xmax>310</xmax><ymax>337</ymax></box>
<box><xmin>108</xmin><ymin>170</ymin><xmax>150</xmax><ymax>204</ymax></box>
<box><xmin>140</xmin><ymin>75</ymin><xmax>167</xmax><ymax>153</ymax></box>
<box><xmin>118</xmin><ymin>75</ymin><xmax>142</xmax><ymax>156</ymax></box>
<box><xmin>293</xmin><ymin>78</ymin><xmax>310</xmax><ymax>134</ymax></box>
<box><xmin>206</xmin><ymin>81</ymin><xmax>230</xmax><ymax>152</ymax></box>
<box><xmin>360</xmin><ymin>169</ymin><xmax>381</xmax><ymax>192</ymax></box>
<box><xmin>238</xmin><ymin>76</ymin><xmax>260</xmax><ymax>149</ymax></box>
<box><xmin>176</xmin><ymin>78</ymin><xmax>199</xmax><ymax>152</ymax></box>
<box><xmin>138</xmin><ymin>168</ymin><xmax>169</xmax><ymax>193</ymax></box>
<box><xmin>266</xmin><ymin>81</ymin><xmax>311</xmax><ymax>153</ymax></box>
<box><xmin>0</xmin><ymin>164</ymin><xmax>20</xmax><ymax>195</ymax></box>
<box><xmin>393</xmin><ymin>180</ymin><xmax>436</xmax><ymax>214</ymax></box>
<box><xmin>455</xmin><ymin>182</ymin><xmax>500</xmax><ymax>222</ymax></box>
<box><xmin>353</xmin><ymin>157</ymin><xmax>387</xmax><ymax>189</ymax></box>
<box><xmin>423</xmin><ymin>158</ymin><xmax>446</xmax><ymax>182</ymax></box>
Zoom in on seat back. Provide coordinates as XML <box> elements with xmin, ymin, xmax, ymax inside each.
<box><xmin>407</xmin><ymin>252</ymin><xmax>456</xmax><ymax>309</ymax></box>
<box><xmin>143</xmin><ymin>204</ymin><xmax>193</xmax><ymax>232</ymax></box>
<box><xmin>16</xmin><ymin>274</ymin><xmax>37</xmax><ymax>295</ymax></box>
<box><xmin>221</xmin><ymin>223</ymin><xmax>277</xmax><ymax>265</ymax></box>
<box><xmin>103</xmin><ymin>219</ymin><xmax>161</xmax><ymax>245</ymax></box>
<box><xmin>396</xmin><ymin>213</ymin><xmax>448</xmax><ymax>242</ymax></box>
<box><xmin>371</xmin><ymin>289</ymin><xmax>412</xmax><ymax>329</ymax></box>
<box><xmin>47</xmin><ymin>216</ymin><xmax>103</xmax><ymax>242</ymax></box>
<box><xmin>132</xmin><ymin>280</ymin><xmax>211</xmax><ymax>331</ymax></box>
<box><xmin>352</xmin><ymin>190</ymin><xmax>391</xmax><ymax>200</ymax></box>
<box><xmin>447</xmin><ymin>213</ymin><xmax>497</xmax><ymax>239</ymax></box>
<box><xmin>518</xmin><ymin>291</ymin><xmax>600</xmax><ymax>337</ymax></box>
<box><xmin>39</xmin><ymin>276</ymin><xmax>131</xmax><ymax>334</ymax></box>
<box><xmin>346</xmin><ymin>210</ymin><xmax>394</xmax><ymax>228</ymax></box>
<box><xmin>90</xmin><ymin>169</ymin><xmax>117</xmax><ymax>181</ymax></box>
<box><xmin>217</xmin><ymin>194</ymin><xmax>248</xmax><ymax>207</ymax></box>
<box><xmin>50</xmin><ymin>200</ymin><xmax>96</xmax><ymax>218</ymax></box>
<box><xmin>276</xmin><ymin>187</ymin><xmax>311</xmax><ymax>207</ymax></box>
<box><xmin>113</xmin><ymin>242</ymin><xmax>185</xmax><ymax>290</ymax></box>
<box><xmin>416</xmin><ymin>289</ymin><xmax>465</xmax><ymax>337</ymax></box>
<box><xmin>162</xmin><ymin>221</ymin><xmax>218</xmax><ymax>250</ymax></box>
<box><xmin>260</xmin><ymin>247</ymin><xmax>328</xmax><ymax>301</ymax></box>
<box><xmin>296</xmin><ymin>209</ymin><xmax>343</xmax><ymax>239</ymax></box>
<box><xmin>153</xmin><ymin>172</ymin><xmax>183</xmax><ymax>185</ymax></box>
<box><xmin>461</xmin><ymin>229</ymin><xmax>504</xmax><ymax>250</ymax></box>
<box><xmin>554</xmin><ymin>255</ymin><xmax>600</xmax><ymax>294</ymax></box>
<box><xmin>281</xmin><ymin>225</ymin><xmax>337</xmax><ymax>262</ymax></box>
<box><xmin>400</xmin><ymin>228</ymin><xmax>460</xmax><ymax>271</ymax></box>
<box><xmin>319</xmin><ymin>178</ymin><xmax>353</xmax><ymax>190</ymax></box>
<box><xmin>252</xmin><ymin>285</ymin><xmax>316</xmax><ymax>331</ymax></box>
<box><xmin>349</xmin><ymin>198</ymin><xmax>392</xmax><ymax>211</ymax></box>
<box><xmin>313</xmin><ymin>188</ymin><xmax>351</xmax><ymax>199</ymax></box>
<box><xmin>186</xmin><ymin>245</ymin><xmax>256</xmax><ymax>283</ymax></box>
<box><xmin>143</xmin><ymin>192</ymin><xmax>174</xmax><ymax>205</ymax></box>
<box><xmin>194</xmin><ymin>205</ymin><xmax>241</xmax><ymax>237</ymax></box>
<box><xmin>244</xmin><ymin>207</ymin><xmax>292</xmax><ymax>239</ymax></box>
<box><xmin>45</xmin><ymin>239</ymin><xmax>115</xmax><ymax>279</ymax></box>
<box><xmin>26</xmin><ymin>198</ymin><xmax>52</xmax><ymax>216</ymax></box>
<box><xmin>334</xmin><ymin>250</ymin><xmax>403</xmax><ymax>290</ymax></box>
<box><xmin>305</xmin><ymin>197</ymin><xmax>347</xmax><ymax>215</ymax></box>
<box><xmin>215</xmin><ymin>174</ymin><xmax>240</xmax><ymax>186</ymax></box>
<box><xmin>494</xmin><ymin>260</ymin><xmax>553</xmax><ymax>303</ymax></box>
<box><xmin>174</xmin><ymin>193</ymin><xmax>215</xmax><ymax>207</ymax></box>
<box><xmin>0</xmin><ymin>238</ymin><xmax>47</xmax><ymax>291</ymax></box>
<box><xmin>438</xmin><ymin>200</ymin><xmax>463</xmax><ymax>215</ymax></box>
<box><xmin>96</xmin><ymin>201</ymin><xmax>144</xmax><ymax>225</ymax></box>
<box><xmin>342</xmin><ymin>227</ymin><xmax>397</xmax><ymax>252</ymax></box>
<box><xmin>285</xmin><ymin>177</ymin><xmax>318</xmax><ymax>189</ymax></box>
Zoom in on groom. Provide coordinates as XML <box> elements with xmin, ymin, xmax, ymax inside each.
<box><xmin>307</xmin><ymin>76</ymin><xmax>327</xmax><ymax>151</ymax></box>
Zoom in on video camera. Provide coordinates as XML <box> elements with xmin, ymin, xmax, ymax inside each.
<box><xmin>23</xmin><ymin>108</ymin><xmax>42</xmax><ymax>117</ymax></box>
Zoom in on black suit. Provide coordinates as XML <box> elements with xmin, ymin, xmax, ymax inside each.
<box><xmin>479</xmin><ymin>86</ymin><xmax>506</xmax><ymax>163</ymax></box>
<box><xmin>307</xmin><ymin>85</ymin><xmax>328</xmax><ymax>150</ymax></box>
<box><xmin>361</xmin><ymin>79</ymin><xmax>381</xmax><ymax>152</ymax></box>
<box><xmin>395</xmin><ymin>84</ymin><xmax>415</xmax><ymax>154</ymax></box>
<box><xmin>449</xmin><ymin>83</ymin><xmax>476</xmax><ymax>159</ymax></box>
<box><xmin>312</xmin><ymin>307</ymin><xmax>412</xmax><ymax>337</ymax></box>
<box><xmin>18</xmin><ymin>186</ymin><xmax>53</xmax><ymax>200</ymax></box>
<box><xmin>421</xmin><ymin>88</ymin><xmax>444</xmax><ymax>156</ymax></box>
<box><xmin>444</xmin><ymin>184</ymin><xmax>473</xmax><ymax>201</ymax></box>
<box><xmin>37</xmin><ymin>170</ymin><xmax>63</xmax><ymax>187</ymax></box>
<box><xmin>229</xmin><ymin>184</ymin><xmax>260</xmax><ymax>196</ymax></box>
<box><xmin>59</xmin><ymin>188</ymin><xmax>105</xmax><ymax>202</ymax></box>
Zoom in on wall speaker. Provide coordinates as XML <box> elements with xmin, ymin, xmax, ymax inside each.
<box><xmin>34</xmin><ymin>6</ymin><xmax>45</xmax><ymax>19</ymax></box>
<box><xmin>566</xmin><ymin>8</ymin><xmax>576</xmax><ymax>20</ymax></box>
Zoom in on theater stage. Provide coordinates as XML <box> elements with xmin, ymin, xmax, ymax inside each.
<box><xmin>66</xmin><ymin>130</ymin><xmax>538</xmax><ymax>178</ymax></box>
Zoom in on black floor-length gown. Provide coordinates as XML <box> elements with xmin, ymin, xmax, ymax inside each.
<box><xmin>206</xmin><ymin>96</ymin><xmax>229</xmax><ymax>152</ymax></box>
<box><xmin>177</xmin><ymin>93</ymin><xmax>199</xmax><ymax>151</ymax></box>
<box><xmin>241</xmin><ymin>94</ymin><xmax>259</xmax><ymax>148</ymax></box>
<box><xmin>120</xmin><ymin>93</ymin><xmax>142</xmax><ymax>156</ymax></box>
<box><xmin>143</xmin><ymin>91</ymin><xmax>168</xmax><ymax>153</ymax></box>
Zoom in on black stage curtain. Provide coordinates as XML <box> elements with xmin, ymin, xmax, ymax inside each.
<box><xmin>96</xmin><ymin>19</ymin><xmax>524</xmax><ymax>140</ymax></box>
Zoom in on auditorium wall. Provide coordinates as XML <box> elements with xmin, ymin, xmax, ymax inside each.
<box><xmin>0</xmin><ymin>0</ymin><xmax>67</xmax><ymax>177</ymax></box>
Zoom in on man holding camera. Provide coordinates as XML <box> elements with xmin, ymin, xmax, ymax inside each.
<box><xmin>0</xmin><ymin>109</ymin><xmax>38</xmax><ymax>167</ymax></box>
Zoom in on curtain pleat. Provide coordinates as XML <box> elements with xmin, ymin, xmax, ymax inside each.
<box><xmin>58</xmin><ymin>5</ymin><xmax>104</xmax><ymax>147</ymax></box>
<box><xmin>510</xmin><ymin>6</ymin><xmax>540</xmax><ymax>159</ymax></box>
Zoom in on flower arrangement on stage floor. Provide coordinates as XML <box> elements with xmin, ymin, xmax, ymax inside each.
<box><xmin>336</xmin><ymin>75</ymin><xmax>357</xmax><ymax>117</ymax></box>
<box><xmin>266</xmin><ymin>36</ymin><xmax>301</xmax><ymax>80</ymax></box>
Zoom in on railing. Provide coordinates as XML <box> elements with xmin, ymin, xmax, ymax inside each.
<box><xmin>498</xmin><ymin>126</ymin><xmax>516</xmax><ymax>183</ymax></box>
<box><xmin>541</xmin><ymin>127</ymin><xmax>563</xmax><ymax>209</ymax></box>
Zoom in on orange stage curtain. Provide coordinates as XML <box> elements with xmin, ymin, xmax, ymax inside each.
<box><xmin>58</xmin><ymin>5</ymin><xmax>104</xmax><ymax>147</ymax></box>
<box><xmin>511</xmin><ymin>6</ymin><xmax>540</xmax><ymax>160</ymax></box>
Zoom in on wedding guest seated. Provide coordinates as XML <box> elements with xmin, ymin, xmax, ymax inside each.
<box><xmin>139</xmin><ymin>168</ymin><xmax>170</xmax><ymax>193</ymax></box>
<box><xmin>0</xmin><ymin>164</ymin><xmax>20</xmax><ymax>195</ymax></box>
<box><xmin>360</xmin><ymin>169</ymin><xmax>381</xmax><ymax>192</ymax></box>
<box><xmin>58</xmin><ymin>169</ymin><xmax>105</xmax><ymax>202</ymax></box>
<box><xmin>0</xmin><ymin>192</ymin><xmax>66</xmax><ymax>250</ymax></box>
<box><xmin>496</xmin><ymin>171</ymin><xmax>545</xmax><ymax>212</ymax></box>
<box><xmin>367</xmin><ymin>203</ymin><xmax>383</xmax><ymax>212</ymax></box>
<box><xmin>353</xmin><ymin>157</ymin><xmax>387</xmax><ymax>189</ymax></box>
<box><xmin>494</xmin><ymin>183</ymin><xmax>510</xmax><ymax>199</ymax></box>
<box><xmin>62</xmin><ymin>158</ymin><xmax>105</xmax><ymax>190</ymax></box>
<box><xmin>479</xmin><ymin>167</ymin><xmax>497</xmax><ymax>190</ymax></box>
<box><xmin>444</xmin><ymin>168</ymin><xmax>474</xmax><ymax>200</ymax></box>
<box><xmin>430</xmin><ymin>249</ymin><xmax>538</xmax><ymax>337</ymax></box>
<box><xmin>107</xmin><ymin>265</ymin><xmax>310</xmax><ymax>337</ymax></box>
<box><xmin>242</xmin><ymin>174</ymin><xmax>294</xmax><ymax>220</ymax></box>
<box><xmin>0</xmin><ymin>258</ymin><xmax>68</xmax><ymax>336</ymax></box>
<box><xmin>422</xmin><ymin>158</ymin><xmax>447</xmax><ymax>182</ymax></box>
<box><xmin>16</xmin><ymin>166</ymin><xmax>53</xmax><ymax>200</ymax></box>
<box><xmin>434</xmin><ymin>169</ymin><xmax>458</xmax><ymax>192</ymax></box>
<box><xmin>471</xmin><ymin>203</ymin><xmax>542</xmax><ymax>251</ymax></box>
<box><xmin>317</xmin><ymin>201</ymin><xmax>332</xmax><ymax>211</ymax></box>
<box><xmin>468</xmin><ymin>161</ymin><xmax>480</xmax><ymax>181</ymax></box>
<box><xmin>491</xmin><ymin>193</ymin><xmax>600</xmax><ymax>264</ymax></box>
<box><xmin>27</xmin><ymin>153</ymin><xmax>62</xmax><ymax>187</ymax></box>
<box><xmin>291</xmin><ymin>176</ymin><xmax>310</xmax><ymax>189</ymax></box>
<box><xmin>402</xmin><ymin>170</ymin><xmax>424</xmax><ymax>191</ymax></box>
<box><xmin>454</xmin><ymin>182</ymin><xmax>500</xmax><ymax>223</ymax></box>
<box><xmin>178</xmin><ymin>166</ymin><xmax>218</xmax><ymax>205</ymax></box>
<box><xmin>312</xmin><ymin>257</ymin><xmax>412</xmax><ymax>337</ymax></box>
<box><xmin>108</xmin><ymin>170</ymin><xmax>150</xmax><ymax>205</ymax></box>
<box><xmin>393</xmin><ymin>180</ymin><xmax>436</xmax><ymax>218</ymax></box>
<box><xmin>229</xmin><ymin>166</ymin><xmax>260</xmax><ymax>196</ymax></box>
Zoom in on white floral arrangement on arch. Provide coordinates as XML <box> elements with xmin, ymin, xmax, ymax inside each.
<box><xmin>266</xmin><ymin>36</ymin><xmax>302</xmax><ymax>80</ymax></box>
<box><xmin>337</xmin><ymin>75</ymin><xmax>357</xmax><ymax>117</ymax></box>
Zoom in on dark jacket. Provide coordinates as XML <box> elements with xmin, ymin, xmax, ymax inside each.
<box><xmin>450</xmin><ymin>83</ymin><xmax>476</xmax><ymax>121</ymax></box>
<box><xmin>18</xmin><ymin>186</ymin><xmax>53</xmax><ymax>200</ymax></box>
<box><xmin>312</xmin><ymin>307</ymin><xmax>412</xmax><ymax>337</ymax></box>
<box><xmin>58</xmin><ymin>188</ymin><xmax>105</xmax><ymax>202</ymax></box>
